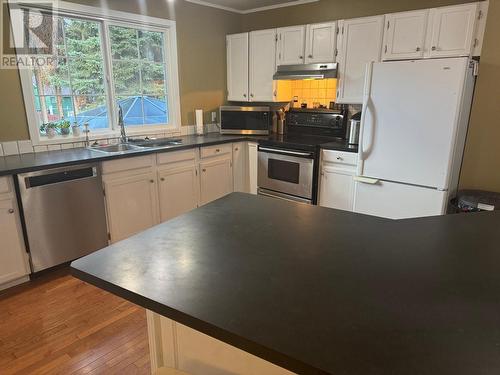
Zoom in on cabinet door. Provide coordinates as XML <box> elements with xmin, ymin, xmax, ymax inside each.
<box><xmin>305</xmin><ymin>22</ymin><xmax>337</xmax><ymax>63</ymax></box>
<box><xmin>0</xmin><ymin>198</ymin><xmax>29</xmax><ymax>285</ymax></box>
<box><xmin>104</xmin><ymin>172</ymin><xmax>159</xmax><ymax>243</ymax></box>
<box><xmin>428</xmin><ymin>3</ymin><xmax>478</xmax><ymax>58</ymax></box>
<box><xmin>249</xmin><ymin>29</ymin><xmax>277</xmax><ymax>102</ymax></box>
<box><xmin>227</xmin><ymin>33</ymin><xmax>249</xmax><ymax>101</ymax></box>
<box><xmin>383</xmin><ymin>10</ymin><xmax>428</xmax><ymax>60</ymax></box>
<box><xmin>319</xmin><ymin>167</ymin><xmax>355</xmax><ymax>211</ymax></box>
<box><xmin>277</xmin><ymin>26</ymin><xmax>305</xmax><ymax>66</ymax></box>
<box><xmin>233</xmin><ymin>142</ymin><xmax>247</xmax><ymax>193</ymax></box>
<box><xmin>247</xmin><ymin>142</ymin><xmax>258</xmax><ymax>195</ymax></box>
<box><xmin>336</xmin><ymin>16</ymin><xmax>384</xmax><ymax>104</ymax></box>
<box><xmin>200</xmin><ymin>157</ymin><xmax>233</xmax><ymax>205</ymax></box>
<box><xmin>158</xmin><ymin>166</ymin><xmax>199</xmax><ymax>223</ymax></box>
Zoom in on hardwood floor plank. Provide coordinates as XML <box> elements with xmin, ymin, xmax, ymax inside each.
<box><xmin>0</xmin><ymin>268</ymin><xmax>150</xmax><ymax>375</ymax></box>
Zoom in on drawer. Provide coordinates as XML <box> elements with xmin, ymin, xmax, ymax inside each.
<box><xmin>157</xmin><ymin>149</ymin><xmax>196</xmax><ymax>165</ymax></box>
<box><xmin>0</xmin><ymin>176</ymin><xmax>11</xmax><ymax>195</ymax></box>
<box><xmin>200</xmin><ymin>143</ymin><xmax>232</xmax><ymax>159</ymax></box>
<box><xmin>322</xmin><ymin>150</ymin><xmax>358</xmax><ymax>166</ymax></box>
<box><xmin>101</xmin><ymin>154</ymin><xmax>154</xmax><ymax>174</ymax></box>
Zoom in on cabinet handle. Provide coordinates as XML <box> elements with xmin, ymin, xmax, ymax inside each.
<box><xmin>202</xmin><ymin>168</ymin><xmax>206</xmax><ymax>172</ymax></box>
<box><xmin>243</xmin><ymin>93</ymin><xmax>247</xmax><ymax>97</ymax></box>
<box><xmin>160</xmin><ymin>177</ymin><xmax>165</xmax><ymax>181</ymax></box>
<box><xmin>235</xmin><ymin>147</ymin><xmax>239</xmax><ymax>151</ymax></box>
<box><xmin>431</xmin><ymin>46</ymin><xmax>437</xmax><ymax>51</ymax></box>
<box><xmin>150</xmin><ymin>179</ymin><xmax>154</xmax><ymax>183</ymax></box>
<box><xmin>250</xmin><ymin>94</ymin><xmax>254</xmax><ymax>98</ymax></box>
<box><xmin>308</xmin><ymin>54</ymin><xmax>313</xmax><ymax>58</ymax></box>
<box><xmin>336</xmin><ymin>156</ymin><xmax>343</xmax><ymax>161</ymax></box>
<box><xmin>216</xmin><ymin>148</ymin><xmax>220</xmax><ymax>152</ymax></box>
<box><xmin>299</xmin><ymin>55</ymin><xmax>303</xmax><ymax>59</ymax></box>
<box><xmin>416</xmin><ymin>47</ymin><xmax>421</xmax><ymax>52</ymax></box>
<box><xmin>8</xmin><ymin>208</ymin><xmax>14</xmax><ymax>214</ymax></box>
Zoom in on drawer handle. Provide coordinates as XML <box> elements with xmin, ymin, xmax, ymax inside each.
<box><xmin>8</xmin><ymin>208</ymin><xmax>14</xmax><ymax>214</ymax></box>
<box><xmin>308</xmin><ymin>54</ymin><xmax>313</xmax><ymax>58</ymax></box>
<box><xmin>235</xmin><ymin>147</ymin><xmax>239</xmax><ymax>151</ymax></box>
<box><xmin>416</xmin><ymin>46</ymin><xmax>421</xmax><ymax>52</ymax></box>
<box><xmin>215</xmin><ymin>149</ymin><xmax>220</xmax><ymax>152</ymax></box>
<box><xmin>202</xmin><ymin>168</ymin><xmax>206</xmax><ymax>172</ymax></box>
<box><xmin>150</xmin><ymin>179</ymin><xmax>154</xmax><ymax>183</ymax></box>
<box><xmin>431</xmin><ymin>46</ymin><xmax>437</xmax><ymax>51</ymax></box>
<box><xmin>336</xmin><ymin>156</ymin><xmax>343</xmax><ymax>161</ymax></box>
<box><xmin>160</xmin><ymin>177</ymin><xmax>165</xmax><ymax>181</ymax></box>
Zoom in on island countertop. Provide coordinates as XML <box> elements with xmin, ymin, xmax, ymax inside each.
<box><xmin>71</xmin><ymin>193</ymin><xmax>500</xmax><ymax>375</ymax></box>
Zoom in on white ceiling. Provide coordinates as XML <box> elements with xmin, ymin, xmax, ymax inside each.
<box><xmin>185</xmin><ymin>0</ymin><xmax>319</xmax><ymax>14</ymax></box>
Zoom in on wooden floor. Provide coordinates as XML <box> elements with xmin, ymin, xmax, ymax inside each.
<box><xmin>0</xmin><ymin>269</ymin><xmax>150</xmax><ymax>375</ymax></box>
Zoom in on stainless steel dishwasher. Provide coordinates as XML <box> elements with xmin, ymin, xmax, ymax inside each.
<box><xmin>17</xmin><ymin>163</ymin><xmax>108</xmax><ymax>272</ymax></box>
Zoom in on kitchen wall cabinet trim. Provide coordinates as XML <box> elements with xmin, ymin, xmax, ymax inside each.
<box><xmin>277</xmin><ymin>25</ymin><xmax>306</xmax><ymax>66</ymax></box>
<box><xmin>227</xmin><ymin>33</ymin><xmax>249</xmax><ymax>101</ymax></box>
<box><xmin>382</xmin><ymin>10</ymin><xmax>429</xmax><ymax>60</ymax></box>
<box><xmin>336</xmin><ymin>15</ymin><xmax>385</xmax><ymax>104</ymax></box>
<box><xmin>305</xmin><ymin>22</ymin><xmax>337</xmax><ymax>64</ymax></box>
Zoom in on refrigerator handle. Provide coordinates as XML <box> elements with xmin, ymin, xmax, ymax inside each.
<box><xmin>357</xmin><ymin>61</ymin><xmax>374</xmax><ymax>176</ymax></box>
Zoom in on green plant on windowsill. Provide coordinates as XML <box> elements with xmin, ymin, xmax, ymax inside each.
<box><xmin>40</xmin><ymin>122</ymin><xmax>58</xmax><ymax>138</ymax></box>
<box><xmin>58</xmin><ymin>120</ymin><xmax>71</xmax><ymax>136</ymax></box>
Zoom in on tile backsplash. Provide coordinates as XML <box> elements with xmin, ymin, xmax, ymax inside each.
<box><xmin>0</xmin><ymin>123</ymin><xmax>219</xmax><ymax>156</ymax></box>
<box><xmin>290</xmin><ymin>79</ymin><xmax>337</xmax><ymax>108</ymax></box>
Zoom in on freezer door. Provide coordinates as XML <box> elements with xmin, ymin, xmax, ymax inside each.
<box><xmin>359</xmin><ymin>57</ymin><xmax>469</xmax><ymax>189</ymax></box>
<box><xmin>353</xmin><ymin>179</ymin><xmax>447</xmax><ymax>219</ymax></box>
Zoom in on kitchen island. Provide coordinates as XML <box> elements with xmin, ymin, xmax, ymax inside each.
<box><xmin>71</xmin><ymin>193</ymin><xmax>500</xmax><ymax>375</ymax></box>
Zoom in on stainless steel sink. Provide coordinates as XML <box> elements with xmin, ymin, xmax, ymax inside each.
<box><xmin>88</xmin><ymin>143</ymin><xmax>142</xmax><ymax>154</ymax></box>
<box><xmin>133</xmin><ymin>139</ymin><xmax>183</xmax><ymax>148</ymax></box>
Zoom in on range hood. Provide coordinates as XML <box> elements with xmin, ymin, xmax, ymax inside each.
<box><xmin>273</xmin><ymin>63</ymin><xmax>338</xmax><ymax>80</ymax></box>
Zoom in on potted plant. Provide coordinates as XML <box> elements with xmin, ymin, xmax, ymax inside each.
<box><xmin>58</xmin><ymin>119</ymin><xmax>71</xmax><ymax>136</ymax></box>
<box><xmin>71</xmin><ymin>121</ymin><xmax>80</xmax><ymax>137</ymax></box>
<box><xmin>41</xmin><ymin>122</ymin><xmax>57</xmax><ymax>138</ymax></box>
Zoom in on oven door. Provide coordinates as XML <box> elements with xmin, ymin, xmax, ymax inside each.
<box><xmin>258</xmin><ymin>146</ymin><xmax>314</xmax><ymax>200</ymax></box>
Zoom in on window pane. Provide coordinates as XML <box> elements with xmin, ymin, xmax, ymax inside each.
<box><xmin>109</xmin><ymin>26</ymin><xmax>138</xmax><ymax>60</ymax></box>
<box><xmin>32</xmin><ymin>58</ymin><xmax>71</xmax><ymax>96</ymax></box>
<box><xmin>74</xmin><ymin>96</ymin><xmax>108</xmax><ymax>130</ymax></box>
<box><xmin>143</xmin><ymin>96</ymin><xmax>168</xmax><ymax>124</ymax></box>
<box><xmin>113</xmin><ymin>61</ymin><xmax>141</xmax><ymax>95</ymax></box>
<box><xmin>141</xmin><ymin>63</ymin><xmax>165</xmax><ymax>95</ymax></box>
<box><xmin>139</xmin><ymin>30</ymin><xmax>164</xmax><ymax>62</ymax></box>
<box><xmin>64</xmin><ymin>18</ymin><xmax>101</xmax><ymax>58</ymax></box>
<box><xmin>68</xmin><ymin>58</ymin><xmax>105</xmax><ymax>95</ymax></box>
<box><xmin>117</xmin><ymin>96</ymin><xmax>144</xmax><ymax>126</ymax></box>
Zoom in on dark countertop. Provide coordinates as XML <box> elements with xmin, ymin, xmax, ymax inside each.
<box><xmin>71</xmin><ymin>193</ymin><xmax>500</xmax><ymax>375</ymax></box>
<box><xmin>0</xmin><ymin>133</ymin><xmax>357</xmax><ymax>176</ymax></box>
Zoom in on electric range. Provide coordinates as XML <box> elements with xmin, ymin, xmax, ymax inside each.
<box><xmin>257</xmin><ymin>107</ymin><xmax>348</xmax><ymax>204</ymax></box>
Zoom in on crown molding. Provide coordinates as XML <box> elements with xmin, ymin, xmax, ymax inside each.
<box><xmin>184</xmin><ymin>0</ymin><xmax>319</xmax><ymax>14</ymax></box>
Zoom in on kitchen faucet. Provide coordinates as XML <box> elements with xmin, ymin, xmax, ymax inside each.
<box><xmin>118</xmin><ymin>104</ymin><xmax>127</xmax><ymax>143</ymax></box>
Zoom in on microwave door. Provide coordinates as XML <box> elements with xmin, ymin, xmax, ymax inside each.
<box><xmin>220</xmin><ymin>107</ymin><xmax>270</xmax><ymax>135</ymax></box>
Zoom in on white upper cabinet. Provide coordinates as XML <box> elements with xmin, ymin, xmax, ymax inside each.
<box><xmin>428</xmin><ymin>3</ymin><xmax>479</xmax><ymax>58</ymax></box>
<box><xmin>277</xmin><ymin>26</ymin><xmax>306</xmax><ymax>65</ymax></box>
<box><xmin>305</xmin><ymin>22</ymin><xmax>337</xmax><ymax>63</ymax></box>
<box><xmin>383</xmin><ymin>10</ymin><xmax>429</xmax><ymax>60</ymax></box>
<box><xmin>226</xmin><ymin>33</ymin><xmax>249</xmax><ymax>101</ymax></box>
<box><xmin>336</xmin><ymin>15</ymin><xmax>385</xmax><ymax>104</ymax></box>
<box><xmin>249</xmin><ymin>29</ymin><xmax>277</xmax><ymax>102</ymax></box>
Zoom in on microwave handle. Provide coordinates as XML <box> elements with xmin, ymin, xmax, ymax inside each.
<box><xmin>258</xmin><ymin>147</ymin><xmax>313</xmax><ymax>158</ymax></box>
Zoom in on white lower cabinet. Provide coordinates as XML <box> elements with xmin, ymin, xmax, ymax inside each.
<box><xmin>318</xmin><ymin>150</ymin><xmax>358</xmax><ymax>211</ymax></box>
<box><xmin>200</xmin><ymin>149</ymin><xmax>233</xmax><ymax>206</ymax></box>
<box><xmin>103</xmin><ymin>171</ymin><xmax>159</xmax><ymax>243</ymax></box>
<box><xmin>0</xmin><ymin>177</ymin><xmax>30</xmax><ymax>288</ymax></box>
<box><xmin>158</xmin><ymin>165</ymin><xmax>198</xmax><ymax>223</ymax></box>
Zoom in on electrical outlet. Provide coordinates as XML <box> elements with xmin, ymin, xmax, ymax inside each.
<box><xmin>211</xmin><ymin>111</ymin><xmax>217</xmax><ymax>122</ymax></box>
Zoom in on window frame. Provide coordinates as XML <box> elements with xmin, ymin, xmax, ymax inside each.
<box><xmin>13</xmin><ymin>1</ymin><xmax>181</xmax><ymax>146</ymax></box>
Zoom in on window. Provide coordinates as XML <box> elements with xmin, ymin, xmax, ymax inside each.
<box><xmin>15</xmin><ymin>3</ymin><xmax>180</xmax><ymax>144</ymax></box>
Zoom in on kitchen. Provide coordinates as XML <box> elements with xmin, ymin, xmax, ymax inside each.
<box><xmin>1</xmin><ymin>0</ymin><xmax>500</xmax><ymax>374</ymax></box>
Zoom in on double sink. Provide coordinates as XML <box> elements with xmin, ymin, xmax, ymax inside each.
<box><xmin>88</xmin><ymin>138</ymin><xmax>183</xmax><ymax>155</ymax></box>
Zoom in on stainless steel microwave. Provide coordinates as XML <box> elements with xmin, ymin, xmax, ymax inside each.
<box><xmin>219</xmin><ymin>106</ymin><xmax>270</xmax><ymax>135</ymax></box>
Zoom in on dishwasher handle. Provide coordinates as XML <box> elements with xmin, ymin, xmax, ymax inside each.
<box><xmin>24</xmin><ymin>166</ymin><xmax>98</xmax><ymax>189</ymax></box>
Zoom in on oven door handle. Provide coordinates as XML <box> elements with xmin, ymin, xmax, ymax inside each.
<box><xmin>258</xmin><ymin>147</ymin><xmax>313</xmax><ymax>158</ymax></box>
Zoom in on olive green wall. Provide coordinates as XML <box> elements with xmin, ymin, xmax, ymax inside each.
<box><xmin>242</xmin><ymin>0</ymin><xmax>500</xmax><ymax>192</ymax></box>
<box><xmin>0</xmin><ymin>0</ymin><xmax>241</xmax><ymax>141</ymax></box>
